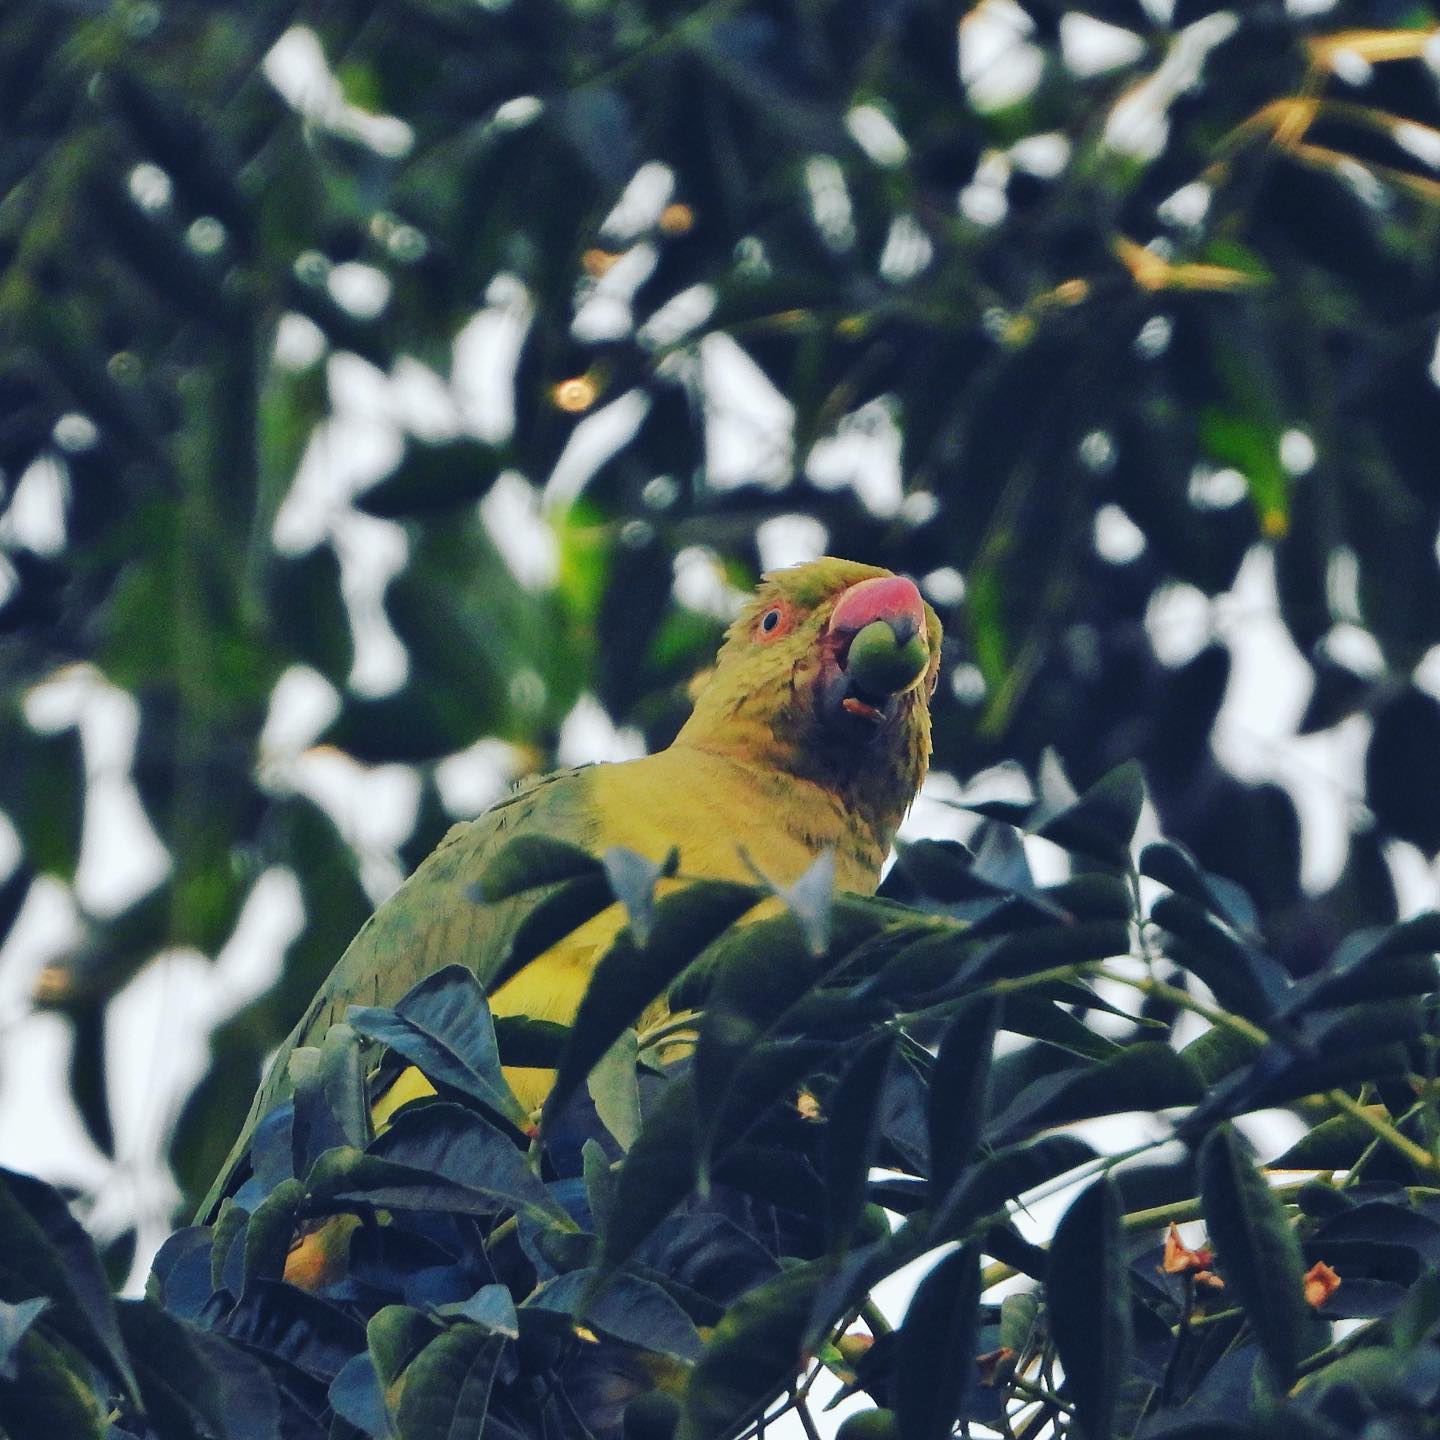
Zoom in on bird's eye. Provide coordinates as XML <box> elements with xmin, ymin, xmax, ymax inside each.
<box><xmin>760</xmin><ymin>608</ymin><xmax>782</xmax><ymax>633</ymax></box>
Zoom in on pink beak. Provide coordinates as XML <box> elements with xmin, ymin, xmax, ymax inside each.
<box><xmin>826</xmin><ymin>574</ymin><xmax>927</xmax><ymax>646</ymax></box>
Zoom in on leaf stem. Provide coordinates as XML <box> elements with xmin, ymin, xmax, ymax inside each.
<box><xmin>1009</xmin><ymin>1374</ymin><xmax>1074</xmax><ymax>1413</ymax></box>
<box><xmin>1102</xmin><ymin>970</ymin><xmax>1269</xmax><ymax>1048</ymax></box>
<box><xmin>1324</xmin><ymin>1086</ymin><xmax>1439</xmax><ymax>1175</ymax></box>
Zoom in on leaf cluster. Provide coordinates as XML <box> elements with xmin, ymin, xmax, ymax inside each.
<box><xmin>6</xmin><ymin>764</ymin><xmax>1440</xmax><ymax>1440</ymax></box>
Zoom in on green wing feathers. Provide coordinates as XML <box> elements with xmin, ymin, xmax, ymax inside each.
<box><xmin>196</xmin><ymin>767</ymin><xmax>599</xmax><ymax>1220</ymax></box>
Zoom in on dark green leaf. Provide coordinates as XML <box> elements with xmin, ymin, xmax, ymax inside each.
<box><xmin>544</xmin><ymin>879</ymin><xmax>758</xmax><ymax>1131</ymax></box>
<box><xmin>1048</xmin><ymin>1178</ymin><xmax>1132</xmax><ymax>1440</ymax></box>
<box><xmin>116</xmin><ymin>1298</ymin><xmax>247</xmax><ymax>1440</ymax></box>
<box><xmin>1270</xmin><ymin>1111</ymin><xmax>1384</xmax><ymax>1170</ymax></box>
<box><xmin>330</xmin><ymin>1351</ymin><xmax>394</xmax><ymax>1440</ymax></box>
<box><xmin>895</xmin><ymin>1244</ymin><xmax>982</xmax><ymax>1440</ymax></box>
<box><xmin>0</xmin><ymin>1328</ymin><xmax>108</xmax><ymax>1439</ymax></box>
<box><xmin>1001</xmin><ymin>993</ymin><xmax>1125</xmax><ymax>1060</ymax></box>
<box><xmin>0</xmin><ymin>1297</ymin><xmax>47</xmax><ymax>1381</ymax></box>
<box><xmin>1367</xmin><ymin>686</ymin><xmax>1440</xmax><ymax>853</ymax></box>
<box><xmin>291</xmin><ymin>1020</ymin><xmax>369</xmax><ymax>1173</ymax></box>
<box><xmin>185</xmin><ymin>1328</ymin><xmax>284</xmax><ymax>1440</ymax></box>
<box><xmin>824</xmin><ymin>1031</ymin><xmax>897</xmax><ymax>1251</ymax></box>
<box><xmin>369</xmin><ymin>1304</ymin><xmax>443</xmax><ymax>1389</ymax></box>
<box><xmin>0</xmin><ymin>1166</ymin><xmax>137</xmax><ymax>1403</ymax></box>
<box><xmin>221</xmin><ymin>1280</ymin><xmax>365</xmax><ymax>1384</ymax></box>
<box><xmin>308</xmin><ymin>1105</ymin><xmax>569</xmax><ymax>1225</ymax></box>
<box><xmin>1198</xmin><ymin>1124</ymin><xmax>1325</xmax><ymax>1388</ymax></box>
<box><xmin>530</xmin><ymin>1268</ymin><xmax>703</xmax><ymax>1362</ymax></box>
<box><xmin>599</xmin><ymin>1078</ymin><xmax>698</xmax><ymax>1277</ymax></box>
<box><xmin>1139</xmin><ymin>841</ymin><xmax>1259</xmax><ymax>935</ymax></box>
<box><xmin>986</xmin><ymin>1043</ymin><xmax>1202</xmax><ymax>1146</ymax></box>
<box><xmin>242</xmin><ymin>1177</ymin><xmax>306</xmax><ymax>1288</ymax></box>
<box><xmin>478</xmin><ymin>836</ymin><xmax>605</xmax><ymax>903</ymax></box>
<box><xmin>1036</xmin><ymin>762</ymin><xmax>1145</xmax><ymax>868</ymax></box>
<box><xmin>676</xmin><ymin>1261</ymin><xmax>824</xmax><ymax>1440</ymax></box>
<box><xmin>348</xmin><ymin>966</ymin><xmax>528</xmax><ymax>1129</ymax></box>
<box><xmin>395</xmin><ymin>1323</ymin><xmax>505</xmax><ymax>1440</ymax></box>
<box><xmin>438</xmin><ymin>1284</ymin><xmax>520</xmax><ymax>1339</ymax></box>
<box><xmin>932</xmin><ymin>1134</ymin><xmax>1098</xmax><ymax>1241</ymax></box>
<box><xmin>928</xmin><ymin>997</ymin><xmax>1000</xmax><ymax>1198</ymax></box>
<box><xmin>587</xmin><ymin>1028</ymin><xmax>641</xmax><ymax>1151</ymax></box>
<box><xmin>1150</xmin><ymin>894</ymin><xmax>1287</xmax><ymax>1021</ymax></box>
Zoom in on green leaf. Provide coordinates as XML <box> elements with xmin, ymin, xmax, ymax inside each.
<box><xmin>6</xmin><ymin>727</ymin><xmax>84</xmax><ymax>879</ymax></box>
<box><xmin>676</xmin><ymin>1261</ymin><xmax>825</xmax><ymax>1440</ymax></box>
<box><xmin>0</xmin><ymin>1166</ymin><xmax>137</xmax><ymax>1403</ymax></box>
<box><xmin>438</xmin><ymin>1285</ymin><xmax>520</xmax><ymax>1339</ymax></box>
<box><xmin>928</xmin><ymin>997</ymin><xmax>1000</xmax><ymax>1198</ymax></box>
<box><xmin>369</xmin><ymin>1305</ymin><xmax>442</xmax><ymax>1389</ymax></box>
<box><xmin>1151</xmin><ymin>893</ymin><xmax>1286</xmax><ymax>1020</ymax></box>
<box><xmin>116</xmin><ymin>1298</ymin><xmax>252</xmax><ymax>1440</ymax></box>
<box><xmin>0</xmin><ymin>1328</ymin><xmax>109</xmax><ymax>1439</ymax></box>
<box><xmin>1281</xmin><ymin>923</ymin><xmax>1440</xmax><ymax>1018</ymax></box>
<box><xmin>1035</xmin><ymin>762</ymin><xmax>1145</xmax><ymax>868</ymax></box>
<box><xmin>932</xmin><ymin>1135</ymin><xmax>1097</xmax><ymax>1241</ymax></box>
<box><xmin>395</xmin><ymin>1324</ymin><xmax>505</xmax><ymax>1440</ymax></box>
<box><xmin>1270</xmin><ymin>1110</ymin><xmax>1380</xmax><ymax>1171</ymax></box>
<box><xmin>330</xmin><ymin>1351</ymin><xmax>394</xmax><ymax>1440</ymax></box>
<box><xmin>1139</xmin><ymin>841</ymin><xmax>1258</xmax><ymax>935</ymax></box>
<box><xmin>348</xmin><ymin>966</ymin><xmax>528</xmax><ymax>1129</ymax></box>
<box><xmin>291</xmin><ymin>1020</ymin><xmax>369</xmax><ymax>1171</ymax></box>
<box><xmin>489</xmin><ymin>873</ymin><xmax>619</xmax><ymax>992</ymax></box>
<box><xmin>692</xmin><ymin>900</ymin><xmax>898</xmax><ymax>1174</ymax></box>
<box><xmin>1389</xmin><ymin>1268</ymin><xmax>1440</xmax><ymax>1350</ymax></box>
<box><xmin>599</xmin><ymin>1078</ymin><xmax>698</xmax><ymax>1277</ymax></box>
<box><xmin>185</xmin><ymin>1328</ymin><xmax>283</xmax><ymax>1440</ymax></box>
<box><xmin>895</xmin><ymin>1244</ymin><xmax>982</xmax><ymax>1440</ymax></box>
<box><xmin>242</xmin><ymin>1177</ymin><xmax>306</xmax><ymax>1287</ymax></box>
<box><xmin>0</xmin><ymin>1298</ymin><xmax>47</xmax><ymax>1381</ymax></box>
<box><xmin>583</xmin><ymin>1139</ymin><xmax>617</xmax><ymax>1233</ymax></box>
<box><xmin>1200</xmin><ymin>406</ymin><xmax>1287</xmax><ymax>535</ymax></box>
<box><xmin>823</xmin><ymin>1031</ymin><xmax>897</xmax><ymax>1252</ymax></box>
<box><xmin>1198</xmin><ymin>1124</ymin><xmax>1326</xmax><ymax>1388</ymax></box>
<box><xmin>493</xmin><ymin>1016</ymin><xmax>570</xmax><ymax>1069</ymax></box>
<box><xmin>965</xmin><ymin>918</ymin><xmax>1135</xmax><ymax>987</ymax></box>
<box><xmin>221</xmin><ymin>1280</ymin><xmax>366</xmax><ymax>1384</ymax></box>
<box><xmin>478</xmin><ymin>836</ymin><xmax>605</xmax><ymax>902</ymax></box>
<box><xmin>587</xmin><ymin>1029</ymin><xmax>641</xmax><ymax>1151</ymax></box>
<box><xmin>1000</xmin><ymin>993</ymin><xmax>1125</xmax><ymax>1060</ymax></box>
<box><xmin>308</xmin><ymin>1105</ymin><xmax>570</xmax><ymax>1226</ymax></box>
<box><xmin>986</xmin><ymin>1042</ymin><xmax>1202</xmax><ymax>1146</ymax></box>
<box><xmin>531</xmin><ymin>1269</ymin><xmax>703</xmax><ymax>1363</ymax></box>
<box><xmin>544</xmin><ymin>879</ymin><xmax>758</xmax><ymax>1131</ymax></box>
<box><xmin>1047</xmin><ymin>1178</ymin><xmax>1132</xmax><ymax>1440</ymax></box>
<box><xmin>1180</xmin><ymin>1024</ymin><xmax>1265</xmax><ymax>1088</ymax></box>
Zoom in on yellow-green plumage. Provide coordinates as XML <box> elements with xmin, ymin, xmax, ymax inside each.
<box><xmin>198</xmin><ymin>558</ymin><xmax>941</xmax><ymax>1223</ymax></box>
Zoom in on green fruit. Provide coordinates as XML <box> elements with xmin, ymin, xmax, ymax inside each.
<box><xmin>846</xmin><ymin>621</ymin><xmax>928</xmax><ymax>695</ymax></box>
<box><xmin>623</xmin><ymin>1390</ymin><xmax>681</xmax><ymax>1440</ymax></box>
<box><xmin>836</xmin><ymin>1408</ymin><xmax>900</xmax><ymax>1440</ymax></box>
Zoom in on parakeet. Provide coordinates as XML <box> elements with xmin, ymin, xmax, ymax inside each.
<box><xmin>198</xmin><ymin>557</ymin><xmax>942</xmax><ymax>1225</ymax></box>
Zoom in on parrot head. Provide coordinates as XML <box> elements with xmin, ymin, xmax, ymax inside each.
<box><xmin>675</xmin><ymin>557</ymin><xmax>943</xmax><ymax>847</ymax></box>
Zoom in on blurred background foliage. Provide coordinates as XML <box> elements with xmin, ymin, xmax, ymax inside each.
<box><xmin>3</xmin><ymin>0</ymin><xmax>1440</xmax><ymax>1278</ymax></box>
